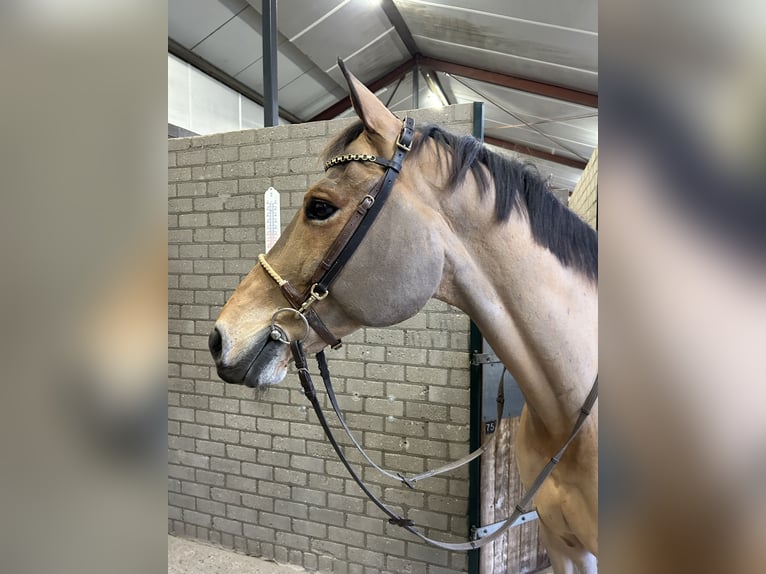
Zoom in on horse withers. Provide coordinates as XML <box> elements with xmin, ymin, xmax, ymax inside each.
<box><xmin>209</xmin><ymin>62</ymin><xmax>598</xmax><ymax>573</ymax></box>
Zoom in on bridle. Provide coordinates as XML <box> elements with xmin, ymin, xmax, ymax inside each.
<box><xmin>256</xmin><ymin>117</ymin><xmax>598</xmax><ymax>551</ymax></box>
<box><xmin>257</xmin><ymin>116</ymin><xmax>416</xmax><ymax>350</ymax></box>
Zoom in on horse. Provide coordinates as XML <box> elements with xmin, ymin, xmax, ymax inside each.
<box><xmin>209</xmin><ymin>62</ymin><xmax>598</xmax><ymax>573</ymax></box>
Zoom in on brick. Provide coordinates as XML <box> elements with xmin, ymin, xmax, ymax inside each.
<box><xmin>223</xmin><ymin>195</ymin><xmax>255</xmax><ymax>210</ymax></box>
<box><xmin>257</xmin><ymin>449</ymin><xmax>289</xmax><ymax>468</ymax></box>
<box><xmin>327</xmin><ymin>492</ymin><xmax>364</xmax><ymax>513</ymax></box>
<box><xmin>177</xmin><ymin>181</ymin><xmax>206</xmax><ymax>196</ymax></box>
<box><xmin>225</xmin><ymin>475</ymin><xmax>258</xmax><ymax>493</ymax></box>
<box><xmin>212</xmin><ymin>516</ymin><xmax>242</xmax><ymax>535</ymax></box>
<box><xmin>276</xmin><ymin>532</ymin><xmax>309</xmax><ymax>551</ymax></box>
<box><xmin>168</xmin><ymin>492</ymin><xmax>195</xmax><ymax>510</ymax></box>
<box><xmin>193</xmin><ymin>197</ymin><xmax>226</xmax><ymax>212</ymax></box>
<box><xmin>405</xmin><ymin>366</ymin><xmax>448</xmax><ymax>386</ymax></box>
<box><xmin>225</xmin><ymin>414</ymin><xmax>257</xmax><ymax>430</ymax></box>
<box><xmin>183</xmin><ymin>510</ymin><xmax>211</xmax><ymax>528</ymax></box>
<box><xmin>209</xmin><ymin>211</ymin><xmax>239</xmax><ymax>227</ymax></box>
<box><xmin>311</xmin><ymin>540</ymin><xmax>346</xmax><ymax>560</ymax></box>
<box><xmin>194</xmin><ymin>228</ymin><xmax>224</xmax><ymax>242</ymax></box>
<box><xmin>169</xmin><ymin>464</ymin><xmax>195</xmax><ymax>481</ymax></box>
<box><xmin>169</xmin><ymin>167</ymin><xmax>192</xmax><ymax>182</ymax></box>
<box><xmin>168</xmin><ymin>230</ymin><xmax>193</xmax><ymax>244</ymax></box>
<box><xmin>169</xmin><ymin>138</ymin><xmax>191</xmax><ymax>151</ymax></box>
<box><xmin>181</xmin><ymin>423</ymin><xmax>210</xmax><ymax>440</ymax></box>
<box><xmin>207</xmin><ymin>147</ymin><xmax>239</xmax><ymax>163</ymax></box>
<box><xmin>239</xmin><ymin>143</ymin><xmax>270</xmax><ymax>161</ymax></box>
<box><xmin>259</xmin><ymin>511</ymin><xmax>291</xmax><ymax>531</ymax></box>
<box><xmin>385</xmin><ymin>382</ymin><xmax>428</xmax><ymax>401</ymax></box>
<box><xmin>196</xmin><ymin>498</ymin><xmax>226</xmax><ymax>517</ymax></box>
<box><xmin>209</xmin><ymin>275</ymin><xmax>241</xmax><ymax>289</ymax></box>
<box><xmin>428</xmin><ymin>350</ymin><xmax>469</xmax><ymax>369</ymax></box>
<box><xmin>347</xmin><ymin>548</ymin><xmax>384</xmax><ymax>568</ymax></box>
<box><xmin>273</xmin><ymin>468</ymin><xmax>307</xmax><ymax>486</ymax></box>
<box><xmin>196</xmin><ymin>410</ymin><xmax>225</xmax><ymax>426</ymax></box>
<box><xmin>222</xmin><ymin>130</ymin><xmax>255</xmax><ymax>146</ymax></box>
<box><xmin>168</xmin><ymin>406</ymin><xmax>194</xmax><ymax>422</ymax></box>
<box><xmin>365</xmin><ymin>328</ymin><xmax>404</xmax><ymax>346</ymax></box>
<box><xmin>223</xmin><ymin>162</ymin><xmax>254</xmax><ymax>178</ymax></box>
<box><xmin>196</xmin><ymin>440</ymin><xmax>225</xmax><ymax>457</ymax></box>
<box><xmin>226</xmin><ymin>505</ymin><xmax>257</xmax><ymax>524</ymax></box>
<box><xmin>427</xmin><ymin>422</ymin><xmax>468</xmax><ymax>442</ymax></box>
<box><xmin>169</xmin><ymin>198</ymin><xmax>193</xmax><ymax>213</ymax></box>
<box><xmin>428</xmin><ymin>387</ymin><xmax>469</xmax><ymax>406</ymax></box>
<box><xmin>224</xmin><ymin>227</ymin><xmax>255</xmax><ymax>242</ymax></box>
<box><xmin>364</xmin><ymin>397</ymin><xmax>403</xmax><ymax>417</ymax></box>
<box><xmin>210</xmin><ymin>427</ymin><xmax>239</xmax><ymax>443</ymax></box>
<box><xmin>175</xmin><ymin>450</ymin><xmax>209</xmax><ymax>469</ymax></box>
<box><xmin>405</xmin><ymin>402</ymin><xmax>447</xmax><ymax>421</ymax></box>
<box><xmin>195</xmin><ymin>380</ymin><xmax>225</xmax><ymax>396</ymax></box>
<box><xmin>255</xmin><ymin>158</ymin><xmax>289</xmax><ymax>177</ymax></box>
<box><xmin>241</xmin><ymin>493</ymin><xmax>273</xmax><ymax>511</ymax></box>
<box><xmin>209</xmin><ymin>244</ymin><xmax>239</xmax><ymax>258</ymax></box>
<box><xmin>272</xmin><ymin>174</ymin><xmax>307</xmax><ymax>191</ymax></box>
<box><xmin>177</xmin><ymin>149</ymin><xmax>206</xmax><ymax>166</ymax></box>
<box><xmin>365</xmin><ymin>363</ymin><xmax>404</xmax><ymax>382</ymax></box>
<box><xmin>385</xmin><ymin>347</ymin><xmax>427</xmax><ymax>365</ymax></box>
<box><xmin>243</xmin><ymin>524</ymin><xmax>276</xmax><ymax>543</ymax></box>
<box><xmin>192</xmin><ymin>165</ymin><xmax>222</xmax><ymax>180</ymax></box>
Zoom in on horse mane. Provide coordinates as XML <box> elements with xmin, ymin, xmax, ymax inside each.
<box><xmin>323</xmin><ymin>121</ymin><xmax>598</xmax><ymax>281</ymax></box>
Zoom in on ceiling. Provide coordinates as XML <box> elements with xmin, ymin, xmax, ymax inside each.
<box><xmin>169</xmin><ymin>0</ymin><xmax>597</xmax><ymax>195</ymax></box>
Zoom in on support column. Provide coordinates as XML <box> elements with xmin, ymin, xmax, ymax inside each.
<box><xmin>411</xmin><ymin>64</ymin><xmax>420</xmax><ymax>109</ymax></box>
<box><xmin>262</xmin><ymin>0</ymin><xmax>278</xmax><ymax>127</ymax></box>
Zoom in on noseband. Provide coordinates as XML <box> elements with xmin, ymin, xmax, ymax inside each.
<box><xmin>259</xmin><ymin>116</ymin><xmax>415</xmax><ymax>347</ymax></box>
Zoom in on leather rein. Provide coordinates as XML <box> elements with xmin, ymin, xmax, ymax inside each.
<box><xmin>257</xmin><ymin>118</ymin><xmax>598</xmax><ymax>551</ymax></box>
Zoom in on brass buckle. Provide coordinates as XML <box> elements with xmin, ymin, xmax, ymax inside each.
<box><xmin>299</xmin><ymin>283</ymin><xmax>329</xmax><ymax>314</ymax></box>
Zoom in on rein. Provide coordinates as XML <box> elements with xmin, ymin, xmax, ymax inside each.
<box><xmin>257</xmin><ymin>117</ymin><xmax>599</xmax><ymax>550</ymax></box>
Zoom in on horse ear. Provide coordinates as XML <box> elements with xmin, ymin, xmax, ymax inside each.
<box><xmin>338</xmin><ymin>58</ymin><xmax>401</xmax><ymax>141</ymax></box>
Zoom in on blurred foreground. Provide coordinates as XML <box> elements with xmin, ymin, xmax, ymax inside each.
<box><xmin>601</xmin><ymin>1</ymin><xmax>766</xmax><ymax>573</ymax></box>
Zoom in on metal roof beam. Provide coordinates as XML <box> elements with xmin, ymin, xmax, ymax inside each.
<box><xmin>380</xmin><ymin>0</ymin><xmax>420</xmax><ymax>56</ymax></box>
<box><xmin>420</xmin><ymin>57</ymin><xmax>597</xmax><ymax>108</ymax></box>
<box><xmin>484</xmin><ymin>136</ymin><xmax>587</xmax><ymax>170</ymax></box>
<box><xmin>308</xmin><ymin>58</ymin><xmax>416</xmax><ymax>121</ymax></box>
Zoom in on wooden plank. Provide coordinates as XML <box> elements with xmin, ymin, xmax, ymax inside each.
<box><xmin>480</xmin><ymin>417</ymin><xmax>550</xmax><ymax>574</ymax></box>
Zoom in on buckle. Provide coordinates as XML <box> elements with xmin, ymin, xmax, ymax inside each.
<box><xmin>395</xmin><ymin>118</ymin><xmax>413</xmax><ymax>151</ymax></box>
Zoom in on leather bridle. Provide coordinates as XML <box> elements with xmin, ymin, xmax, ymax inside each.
<box><xmin>258</xmin><ymin>116</ymin><xmax>416</xmax><ymax>350</ymax></box>
<box><xmin>256</xmin><ymin>117</ymin><xmax>598</xmax><ymax>551</ymax></box>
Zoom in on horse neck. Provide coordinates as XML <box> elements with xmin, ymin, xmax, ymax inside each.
<box><xmin>437</xmin><ymin>208</ymin><xmax>598</xmax><ymax>439</ymax></box>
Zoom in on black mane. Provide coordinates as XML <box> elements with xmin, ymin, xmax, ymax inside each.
<box><xmin>324</xmin><ymin>121</ymin><xmax>598</xmax><ymax>281</ymax></box>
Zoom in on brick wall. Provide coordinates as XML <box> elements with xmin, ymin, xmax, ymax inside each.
<box><xmin>568</xmin><ymin>147</ymin><xmax>598</xmax><ymax>228</ymax></box>
<box><xmin>168</xmin><ymin>104</ymin><xmax>477</xmax><ymax>573</ymax></box>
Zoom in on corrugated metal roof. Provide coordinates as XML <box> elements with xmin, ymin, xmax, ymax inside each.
<box><xmin>168</xmin><ymin>0</ymin><xmax>597</xmax><ymax>193</ymax></box>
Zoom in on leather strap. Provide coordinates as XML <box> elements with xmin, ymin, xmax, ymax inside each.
<box><xmin>260</xmin><ymin>118</ymin><xmax>415</xmax><ymax>349</ymax></box>
<box><xmin>317</xmin><ymin>350</ymin><xmax>505</xmax><ymax>488</ymax></box>
<box><xmin>291</xmin><ymin>339</ymin><xmax>598</xmax><ymax>551</ymax></box>
<box><xmin>310</xmin><ymin>117</ymin><xmax>415</xmax><ymax>293</ymax></box>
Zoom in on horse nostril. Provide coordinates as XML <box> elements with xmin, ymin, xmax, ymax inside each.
<box><xmin>208</xmin><ymin>327</ymin><xmax>223</xmax><ymax>363</ymax></box>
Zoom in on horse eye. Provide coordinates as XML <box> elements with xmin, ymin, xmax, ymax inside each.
<box><xmin>305</xmin><ymin>199</ymin><xmax>338</xmax><ymax>221</ymax></box>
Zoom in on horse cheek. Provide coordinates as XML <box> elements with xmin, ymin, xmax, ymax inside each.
<box><xmin>332</xmin><ymin>228</ymin><xmax>444</xmax><ymax>327</ymax></box>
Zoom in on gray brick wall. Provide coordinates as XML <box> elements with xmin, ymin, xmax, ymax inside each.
<box><xmin>169</xmin><ymin>104</ymin><xmax>476</xmax><ymax>574</ymax></box>
<box><xmin>569</xmin><ymin>147</ymin><xmax>598</xmax><ymax>228</ymax></box>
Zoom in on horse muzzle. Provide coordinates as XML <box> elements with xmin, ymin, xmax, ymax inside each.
<box><xmin>208</xmin><ymin>325</ymin><xmax>289</xmax><ymax>388</ymax></box>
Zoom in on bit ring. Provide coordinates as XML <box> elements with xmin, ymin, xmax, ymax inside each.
<box><xmin>269</xmin><ymin>308</ymin><xmax>310</xmax><ymax>344</ymax></box>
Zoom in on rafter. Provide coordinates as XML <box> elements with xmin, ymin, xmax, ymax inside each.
<box><xmin>484</xmin><ymin>136</ymin><xmax>587</xmax><ymax>170</ymax></box>
<box><xmin>308</xmin><ymin>58</ymin><xmax>416</xmax><ymax>121</ymax></box>
<box><xmin>420</xmin><ymin>57</ymin><xmax>597</xmax><ymax>108</ymax></box>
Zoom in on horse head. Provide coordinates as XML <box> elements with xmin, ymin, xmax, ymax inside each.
<box><xmin>210</xmin><ymin>63</ymin><xmax>446</xmax><ymax>388</ymax></box>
